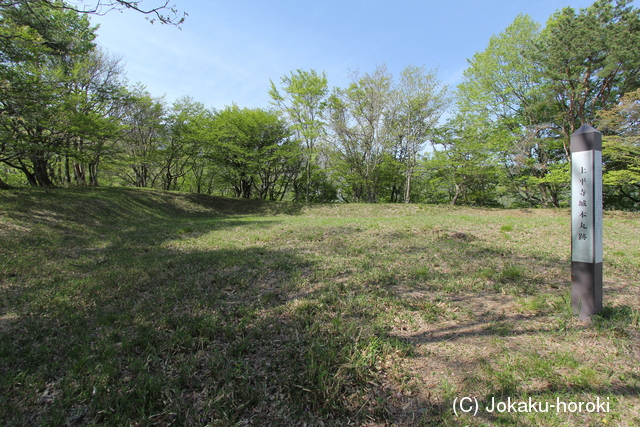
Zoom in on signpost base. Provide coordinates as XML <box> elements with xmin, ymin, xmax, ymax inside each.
<box><xmin>571</xmin><ymin>261</ymin><xmax>603</xmax><ymax>320</ymax></box>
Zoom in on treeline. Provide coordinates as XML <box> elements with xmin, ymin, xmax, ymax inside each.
<box><xmin>1</xmin><ymin>0</ymin><xmax>639</xmax><ymax>209</ymax></box>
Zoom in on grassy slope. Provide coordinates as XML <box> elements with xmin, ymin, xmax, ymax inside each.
<box><xmin>0</xmin><ymin>187</ymin><xmax>638</xmax><ymax>426</ymax></box>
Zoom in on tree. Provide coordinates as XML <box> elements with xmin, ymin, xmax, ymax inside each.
<box><xmin>182</xmin><ymin>109</ymin><xmax>218</xmax><ymax>195</ymax></box>
<box><xmin>387</xmin><ymin>65</ymin><xmax>449</xmax><ymax>203</ymax></box>
<box><xmin>269</xmin><ymin>69</ymin><xmax>328</xmax><ymax>202</ymax></box>
<box><xmin>118</xmin><ymin>87</ymin><xmax>165</xmax><ymax>188</ymax></box>
<box><xmin>0</xmin><ymin>1</ymin><xmax>101</xmax><ymax>187</ymax></box>
<box><xmin>159</xmin><ymin>96</ymin><xmax>208</xmax><ymax>191</ymax></box>
<box><xmin>535</xmin><ymin>0</ymin><xmax>640</xmax><ymax>145</ymax></box>
<box><xmin>206</xmin><ymin>106</ymin><xmax>297</xmax><ymax>199</ymax></box>
<box><xmin>597</xmin><ymin>88</ymin><xmax>640</xmax><ymax>209</ymax></box>
<box><xmin>0</xmin><ymin>0</ymin><xmax>186</xmax><ymax>26</ymax></box>
<box><xmin>328</xmin><ymin>64</ymin><xmax>449</xmax><ymax>203</ymax></box>
<box><xmin>61</xmin><ymin>48</ymin><xmax>127</xmax><ymax>186</ymax></box>
<box><xmin>457</xmin><ymin>14</ymin><xmax>556</xmax><ymax>207</ymax></box>
<box><xmin>328</xmin><ymin>65</ymin><xmax>394</xmax><ymax>203</ymax></box>
<box><xmin>458</xmin><ymin>14</ymin><xmax>542</xmax><ymax>125</ymax></box>
<box><xmin>456</xmin><ymin>13</ymin><xmax>574</xmax><ymax>207</ymax></box>
<box><xmin>424</xmin><ymin>114</ymin><xmax>502</xmax><ymax>206</ymax></box>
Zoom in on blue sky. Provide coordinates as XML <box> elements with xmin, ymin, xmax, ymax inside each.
<box><xmin>90</xmin><ymin>0</ymin><xmax>603</xmax><ymax>110</ymax></box>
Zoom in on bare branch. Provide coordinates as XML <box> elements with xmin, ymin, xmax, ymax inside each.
<box><xmin>2</xmin><ymin>1</ymin><xmax>187</xmax><ymax>26</ymax></box>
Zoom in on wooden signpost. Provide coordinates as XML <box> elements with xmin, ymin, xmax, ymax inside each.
<box><xmin>571</xmin><ymin>124</ymin><xmax>603</xmax><ymax>320</ymax></box>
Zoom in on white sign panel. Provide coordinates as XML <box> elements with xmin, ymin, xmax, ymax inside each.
<box><xmin>571</xmin><ymin>150</ymin><xmax>603</xmax><ymax>263</ymax></box>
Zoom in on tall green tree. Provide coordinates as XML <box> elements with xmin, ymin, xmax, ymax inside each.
<box><xmin>535</xmin><ymin>0</ymin><xmax>640</xmax><ymax>144</ymax></box>
<box><xmin>206</xmin><ymin>106</ymin><xmax>298</xmax><ymax>199</ymax></box>
<box><xmin>387</xmin><ymin>65</ymin><xmax>449</xmax><ymax>203</ymax></box>
<box><xmin>118</xmin><ymin>87</ymin><xmax>165</xmax><ymax>188</ymax></box>
<box><xmin>457</xmin><ymin>14</ymin><xmax>542</xmax><ymax>126</ymax></box>
<box><xmin>0</xmin><ymin>0</ymin><xmax>101</xmax><ymax>187</ymax></box>
<box><xmin>457</xmin><ymin>13</ymin><xmax>570</xmax><ymax>207</ymax></box>
<box><xmin>269</xmin><ymin>69</ymin><xmax>328</xmax><ymax>202</ymax></box>
<box><xmin>328</xmin><ymin>65</ymin><xmax>394</xmax><ymax>203</ymax></box>
<box><xmin>159</xmin><ymin>96</ymin><xmax>208</xmax><ymax>191</ymax></box>
<box><xmin>328</xmin><ymin>64</ymin><xmax>449</xmax><ymax>203</ymax></box>
<box><xmin>61</xmin><ymin>48</ymin><xmax>127</xmax><ymax>186</ymax></box>
<box><xmin>597</xmin><ymin>88</ymin><xmax>640</xmax><ymax>209</ymax></box>
<box><xmin>425</xmin><ymin>114</ymin><xmax>502</xmax><ymax>206</ymax></box>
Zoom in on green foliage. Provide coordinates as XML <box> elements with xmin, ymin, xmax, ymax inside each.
<box><xmin>598</xmin><ymin>88</ymin><xmax>640</xmax><ymax>209</ymax></box>
<box><xmin>159</xmin><ymin>96</ymin><xmax>211</xmax><ymax>191</ymax></box>
<box><xmin>0</xmin><ymin>1</ymin><xmax>127</xmax><ymax>188</ymax></box>
<box><xmin>387</xmin><ymin>65</ymin><xmax>450</xmax><ymax>203</ymax></box>
<box><xmin>0</xmin><ymin>0</ymin><xmax>186</xmax><ymax>27</ymax></box>
<box><xmin>423</xmin><ymin>114</ymin><xmax>504</xmax><ymax>206</ymax></box>
<box><xmin>536</xmin><ymin>0</ymin><xmax>640</xmax><ymax>132</ymax></box>
<box><xmin>114</xmin><ymin>86</ymin><xmax>166</xmax><ymax>188</ymax></box>
<box><xmin>457</xmin><ymin>14</ymin><xmax>542</xmax><ymax>122</ymax></box>
<box><xmin>328</xmin><ymin>64</ymin><xmax>448</xmax><ymax>203</ymax></box>
<box><xmin>295</xmin><ymin>165</ymin><xmax>338</xmax><ymax>202</ymax></box>
<box><xmin>205</xmin><ymin>105</ymin><xmax>300</xmax><ymax>200</ymax></box>
<box><xmin>328</xmin><ymin>65</ymin><xmax>393</xmax><ymax>202</ymax></box>
<box><xmin>269</xmin><ymin>69</ymin><xmax>329</xmax><ymax>202</ymax></box>
<box><xmin>455</xmin><ymin>14</ymin><xmax>570</xmax><ymax>208</ymax></box>
<box><xmin>451</xmin><ymin>1</ymin><xmax>640</xmax><ymax>209</ymax></box>
<box><xmin>1</xmin><ymin>0</ymin><xmax>640</xmax><ymax>211</ymax></box>
<box><xmin>0</xmin><ymin>0</ymin><xmax>97</xmax><ymax>62</ymax></box>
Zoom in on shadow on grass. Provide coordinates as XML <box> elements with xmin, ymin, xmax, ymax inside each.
<box><xmin>0</xmin><ymin>188</ymin><xmax>325</xmax><ymax>424</ymax></box>
<box><xmin>593</xmin><ymin>305</ymin><xmax>639</xmax><ymax>324</ymax></box>
<box><xmin>1</xmin><ymin>242</ymin><xmax>416</xmax><ymax>425</ymax></box>
<box><xmin>0</xmin><ymin>186</ymin><xmax>295</xmax><ymax>279</ymax></box>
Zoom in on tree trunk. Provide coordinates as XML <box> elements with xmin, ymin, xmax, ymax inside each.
<box><xmin>32</xmin><ymin>153</ymin><xmax>54</xmax><ymax>187</ymax></box>
<box><xmin>65</xmin><ymin>156</ymin><xmax>72</xmax><ymax>185</ymax></box>
<box><xmin>305</xmin><ymin>162</ymin><xmax>311</xmax><ymax>203</ymax></box>
<box><xmin>74</xmin><ymin>163</ymin><xmax>86</xmax><ymax>186</ymax></box>
<box><xmin>241</xmin><ymin>178</ymin><xmax>252</xmax><ymax>198</ymax></box>
<box><xmin>404</xmin><ymin>170</ymin><xmax>413</xmax><ymax>204</ymax></box>
<box><xmin>451</xmin><ymin>183</ymin><xmax>463</xmax><ymax>205</ymax></box>
<box><xmin>164</xmin><ymin>170</ymin><xmax>173</xmax><ymax>191</ymax></box>
<box><xmin>133</xmin><ymin>164</ymin><xmax>148</xmax><ymax>187</ymax></box>
<box><xmin>0</xmin><ymin>176</ymin><xmax>13</xmax><ymax>189</ymax></box>
<box><xmin>89</xmin><ymin>158</ymin><xmax>100</xmax><ymax>186</ymax></box>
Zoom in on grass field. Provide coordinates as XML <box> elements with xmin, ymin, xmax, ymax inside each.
<box><xmin>1</xmin><ymin>187</ymin><xmax>638</xmax><ymax>426</ymax></box>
